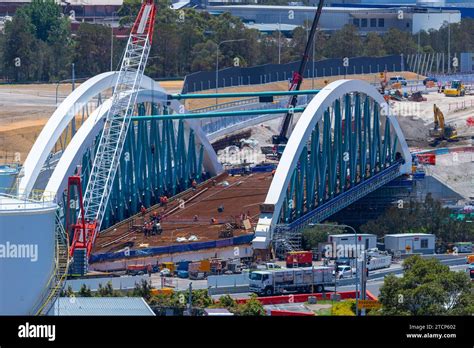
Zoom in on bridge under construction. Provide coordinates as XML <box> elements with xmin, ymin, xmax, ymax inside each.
<box><xmin>0</xmin><ymin>0</ymin><xmax>418</xmax><ymax>315</ymax></box>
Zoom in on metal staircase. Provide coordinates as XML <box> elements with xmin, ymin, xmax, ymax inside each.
<box><xmin>273</xmin><ymin>229</ymin><xmax>303</xmax><ymax>259</ymax></box>
<box><xmin>31</xmin><ymin>211</ymin><xmax>70</xmax><ymax>316</ymax></box>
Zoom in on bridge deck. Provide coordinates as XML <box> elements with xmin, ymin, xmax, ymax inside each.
<box><xmin>92</xmin><ymin>172</ymin><xmax>273</xmax><ymax>254</ymax></box>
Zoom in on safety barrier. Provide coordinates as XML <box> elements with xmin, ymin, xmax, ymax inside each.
<box><xmin>270</xmin><ymin>310</ymin><xmax>315</xmax><ymax>316</ymax></box>
<box><xmin>183</xmin><ymin>55</ymin><xmax>404</xmax><ymax>93</ymax></box>
<box><xmin>232</xmin><ymin>290</ymin><xmax>377</xmax><ymax>305</ymax></box>
<box><xmin>227</xmin><ymin>164</ymin><xmax>277</xmax><ymax>176</ymax></box>
<box><xmin>90</xmin><ymin>233</ymin><xmax>254</xmax><ymax>263</ymax></box>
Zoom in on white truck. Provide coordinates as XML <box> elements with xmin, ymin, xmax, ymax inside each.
<box><xmin>365</xmin><ymin>249</ymin><xmax>392</xmax><ymax>270</ymax></box>
<box><xmin>249</xmin><ymin>267</ymin><xmax>332</xmax><ymax>296</ymax></box>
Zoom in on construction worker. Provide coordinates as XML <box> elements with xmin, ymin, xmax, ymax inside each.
<box><xmin>140</xmin><ymin>205</ymin><xmax>146</xmax><ymax>216</ymax></box>
<box><xmin>271</xmin><ymin>169</ymin><xmax>276</xmax><ymax>177</ymax></box>
<box><xmin>210</xmin><ymin>217</ymin><xmax>217</xmax><ymax>224</ymax></box>
<box><xmin>191</xmin><ymin>179</ymin><xmax>197</xmax><ymax>190</ymax></box>
<box><xmin>193</xmin><ymin>215</ymin><xmax>199</xmax><ymax>222</ymax></box>
<box><xmin>152</xmin><ymin>211</ymin><xmax>158</xmax><ymax>222</ymax></box>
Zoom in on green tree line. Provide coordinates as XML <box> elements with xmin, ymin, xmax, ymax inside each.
<box><xmin>2</xmin><ymin>0</ymin><xmax>474</xmax><ymax>82</ymax></box>
<box><xmin>360</xmin><ymin>194</ymin><xmax>474</xmax><ymax>251</ymax></box>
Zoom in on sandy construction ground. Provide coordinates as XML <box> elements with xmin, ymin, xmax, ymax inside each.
<box><xmin>2</xmin><ymin>73</ymin><xmax>472</xmax><ymax>165</ymax></box>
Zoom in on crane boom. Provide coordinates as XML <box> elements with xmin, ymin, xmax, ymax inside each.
<box><xmin>272</xmin><ymin>0</ymin><xmax>325</xmax><ymax>145</ymax></box>
<box><xmin>70</xmin><ymin>1</ymin><xmax>156</xmax><ymax>265</ymax></box>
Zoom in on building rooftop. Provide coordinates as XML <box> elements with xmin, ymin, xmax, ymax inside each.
<box><xmin>385</xmin><ymin>233</ymin><xmax>434</xmax><ymax>237</ymax></box>
<box><xmin>48</xmin><ymin>297</ymin><xmax>155</xmax><ymax>316</ymax></box>
<box><xmin>244</xmin><ymin>23</ymin><xmax>299</xmax><ymax>32</ymax></box>
<box><xmin>329</xmin><ymin>233</ymin><xmax>376</xmax><ymax>238</ymax></box>
<box><xmin>210</xmin><ymin>4</ymin><xmax>459</xmax><ymax>13</ymax></box>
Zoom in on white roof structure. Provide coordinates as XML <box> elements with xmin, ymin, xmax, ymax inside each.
<box><xmin>48</xmin><ymin>297</ymin><xmax>155</xmax><ymax>316</ymax></box>
<box><xmin>385</xmin><ymin>233</ymin><xmax>434</xmax><ymax>237</ymax></box>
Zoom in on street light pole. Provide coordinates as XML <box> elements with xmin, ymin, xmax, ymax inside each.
<box><xmin>110</xmin><ymin>12</ymin><xmax>117</xmax><ymax>72</ymax></box>
<box><xmin>448</xmin><ymin>14</ymin><xmax>451</xmax><ymax>74</ymax></box>
<box><xmin>309</xmin><ymin>222</ymin><xmax>360</xmax><ymax>315</ymax></box>
<box><xmin>215</xmin><ymin>39</ymin><xmax>247</xmax><ymax>105</ymax></box>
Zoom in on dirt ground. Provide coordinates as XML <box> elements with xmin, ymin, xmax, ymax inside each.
<box><xmin>184</xmin><ymin>71</ymin><xmax>421</xmax><ymax>110</ymax></box>
<box><xmin>93</xmin><ymin>171</ymin><xmax>272</xmax><ymax>253</ymax></box>
<box><xmin>2</xmin><ymin>73</ymin><xmax>472</xmax><ymax>165</ymax></box>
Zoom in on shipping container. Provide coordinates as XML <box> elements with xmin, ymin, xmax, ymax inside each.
<box><xmin>199</xmin><ymin>259</ymin><xmax>211</xmax><ymax>273</ymax></box>
<box><xmin>286</xmin><ymin>251</ymin><xmax>313</xmax><ymax>268</ymax></box>
<box><xmin>177</xmin><ymin>261</ymin><xmax>191</xmax><ymax>271</ymax></box>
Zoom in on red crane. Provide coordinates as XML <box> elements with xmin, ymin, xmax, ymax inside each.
<box><xmin>69</xmin><ymin>0</ymin><xmax>156</xmax><ymax>263</ymax></box>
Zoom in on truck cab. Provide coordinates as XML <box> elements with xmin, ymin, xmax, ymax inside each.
<box><xmin>249</xmin><ymin>271</ymin><xmax>273</xmax><ymax>296</ymax></box>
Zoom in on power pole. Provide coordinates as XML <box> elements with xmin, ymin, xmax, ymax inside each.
<box><xmin>185</xmin><ymin>282</ymin><xmax>193</xmax><ymax>316</ymax></box>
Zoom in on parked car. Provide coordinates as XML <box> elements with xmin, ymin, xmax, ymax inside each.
<box><xmin>467</xmin><ymin>264</ymin><xmax>474</xmax><ymax>280</ymax></box>
<box><xmin>423</xmin><ymin>76</ymin><xmax>438</xmax><ymax>86</ymax></box>
<box><xmin>333</xmin><ymin>265</ymin><xmax>353</xmax><ymax>279</ymax></box>
<box><xmin>160</xmin><ymin>268</ymin><xmax>172</xmax><ymax>277</ymax></box>
<box><xmin>389</xmin><ymin>76</ymin><xmax>408</xmax><ymax>86</ymax></box>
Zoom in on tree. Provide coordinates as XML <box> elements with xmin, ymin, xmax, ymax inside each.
<box><xmin>16</xmin><ymin>0</ymin><xmax>63</xmax><ymax>42</ymax></box>
<box><xmin>302</xmin><ymin>223</ymin><xmax>345</xmax><ymax>251</ymax></box>
<box><xmin>60</xmin><ymin>285</ymin><xmax>74</xmax><ymax>297</ymax></box>
<box><xmin>324</xmin><ymin>25</ymin><xmax>362</xmax><ymax>58</ymax></box>
<box><xmin>117</xmin><ymin>0</ymin><xmax>142</xmax><ymax>26</ymax></box>
<box><xmin>378</xmin><ymin>255</ymin><xmax>473</xmax><ymax>315</ymax></box>
<box><xmin>78</xmin><ymin>284</ymin><xmax>92</xmax><ymax>297</ymax></box>
<box><xmin>96</xmin><ymin>281</ymin><xmax>120</xmax><ymax>297</ymax></box>
<box><xmin>364</xmin><ymin>32</ymin><xmax>386</xmax><ymax>57</ymax></box>
<box><xmin>191</xmin><ymin>41</ymin><xmax>218</xmax><ymax>72</ymax></box>
<box><xmin>383</xmin><ymin>28</ymin><xmax>417</xmax><ymax>55</ymax></box>
<box><xmin>234</xmin><ymin>294</ymin><xmax>266</xmax><ymax>316</ymax></box>
<box><xmin>360</xmin><ymin>195</ymin><xmax>474</xmax><ymax>249</ymax></box>
<box><xmin>132</xmin><ymin>279</ymin><xmax>152</xmax><ymax>300</ymax></box>
<box><xmin>74</xmin><ymin>23</ymin><xmax>111</xmax><ymax>77</ymax></box>
<box><xmin>215</xmin><ymin>294</ymin><xmax>237</xmax><ymax>310</ymax></box>
<box><xmin>2</xmin><ymin>15</ymin><xmax>36</xmax><ymax>81</ymax></box>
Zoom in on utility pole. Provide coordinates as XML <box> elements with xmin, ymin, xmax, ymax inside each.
<box><xmin>448</xmin><ymin>13</ymin><xmax>451</xmax><ymax>74</ymax></box>
<box><xmin>185</xmin><ymin>282</ymin><xmax>193</xmax><ymax>316</ymax></box>
<box><xmin>278</xmin><ymin>13</ymin><xmax>282</xmax><ymax>65</ymax></box>
<box><xmin>71</xmin><ymin>63</ymin><xmax>75</xmax><ymax>92</ymax></box>
<box><xmin>360</xmin><ymin>250</ymin><xmax>368</xmax><ymax>316</ymax></box>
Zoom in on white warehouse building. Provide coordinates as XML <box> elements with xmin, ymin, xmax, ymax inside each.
<box><xmin>206</xmin><ymin>5</ymin><xmax>461</xmax><ymax>35</ymax></box>
<box><xmin>384</xmin><ymin>233</ymin><xmax>436</xmax><ymax>255</ymax></box>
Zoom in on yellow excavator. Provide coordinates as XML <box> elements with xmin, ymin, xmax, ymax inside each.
<box><xmin>429</xmin><ymin>104</ymin><xmax>458</xmax><ymax>143</ymax></box>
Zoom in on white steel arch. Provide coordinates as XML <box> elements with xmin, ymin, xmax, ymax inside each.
<box><xmin>20</xmin><ymin>72</ymin><xmax>221</xmax><ymax>197</ymax></box>
<box><xmin>253</xmin><ymin>79</ymin><xmax>412</xmax><ymax>249</ymax></box>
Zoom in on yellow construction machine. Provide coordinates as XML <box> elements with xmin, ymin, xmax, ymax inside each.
<box><xmin>429</xmin><ymin>104</ymin><xmax>458</xmax><ymax>143</ymax></box>
<box><xmin>444</xmin><ymin>80</ymin><xmax>466</xmax><ymax>97</ymax></box>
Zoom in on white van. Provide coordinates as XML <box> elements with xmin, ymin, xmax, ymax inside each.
<box><xmin>389</xmin><ymin>76</ymin><xmax>407</xmax><ymax>86</ymax></box>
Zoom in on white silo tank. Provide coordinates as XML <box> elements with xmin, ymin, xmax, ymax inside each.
<box><xmin>0</xmin><ymin>164</ymin><xmax>19</xmax><ymax>194</ymax></box>
<box><xmin>0</xmin><ymin>194</ymin><xmax>57</xmax><ymax>315</ymax></box>
<box><xmin>416</xmin><ymin>0</ymin><xmax>446</xmax><ymax>6</ymax></box>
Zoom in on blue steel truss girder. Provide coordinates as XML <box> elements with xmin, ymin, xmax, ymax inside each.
<box><xmin>71</xmin><ymin>102</ymin><xmax>205</xmax><ymax>230</ymax></box>
<box><xmin>280</xmin><ymin>92</ymin><xmax>400</xmax><ymax>226</ymax></box>
<box><xmin>274</xmin><ymin>161</ymin><xmax>402</xmax><ymax>235</ymax></box>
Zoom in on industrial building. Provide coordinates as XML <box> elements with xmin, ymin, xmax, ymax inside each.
<box><xmin>0</xmin><ymin>0</ymin><xmax>123</xmax><ymax>20</ymax></box>
<box><xmin>206</xmin><ymin>5</ymin><xmax>461</xmax><ymax>35</ymax></box>
<box><xmin>384</xmin><ymin>233</ymin><xmax>436</xmax><ymax>255</ymax></box>
<box><xmin>328</xmin><ymin>233</ymin><xmax>377</xmax><ymax>251</ymax></box>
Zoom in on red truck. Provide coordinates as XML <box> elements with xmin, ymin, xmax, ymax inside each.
<box><xmin>286</xmin><ymin>251</ymin><xmax>313</xmax><ymax>268</ymax></box>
